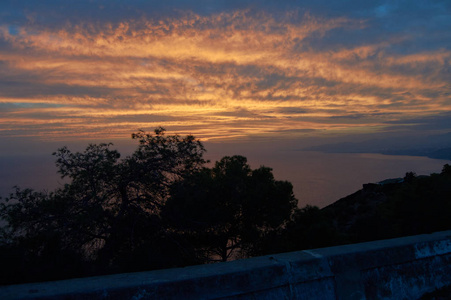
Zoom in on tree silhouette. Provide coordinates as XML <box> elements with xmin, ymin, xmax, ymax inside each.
<box><xmin>164</xmin><ymin>155</ymin><xmax>298</xmax><ymax>262</ymax></box>
<box><xmin>0</xmin><ymin>128</ymin><xmax>207</xmax><ymax>282</ymax></box>
<box><xmin>2</xmin><ymin>130</ymin><xmax>451</xmax><ymax>285</ymax></box>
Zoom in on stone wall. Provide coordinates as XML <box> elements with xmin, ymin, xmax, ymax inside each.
<box><xmin>1</xmin><ymin>230</ymin><xmax>450</xmax><ymax>299</ymax></box>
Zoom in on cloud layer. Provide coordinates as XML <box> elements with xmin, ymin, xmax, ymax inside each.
<box><xmin>0</xmin><ymin>1</ymin><xmax>450</xmax><ymax>140</ymax></box>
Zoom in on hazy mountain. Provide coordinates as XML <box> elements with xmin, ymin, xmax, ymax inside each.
<box><xmin>303</xmin><ymin>132</ymin><xmax>451</xmax><ymax>160</ymax></box>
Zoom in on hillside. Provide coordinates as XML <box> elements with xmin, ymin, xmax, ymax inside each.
<box><xmin>321</xmin><ymin>164</ymin><xmax>451</xmax><ymax>244</ymax></box>
<box><xmin>260</xmin><ymin>163</ymin><xmax>451</xmax><ymax>256</ymax></box>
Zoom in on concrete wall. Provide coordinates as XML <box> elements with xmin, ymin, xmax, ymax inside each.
<box><xmin>1</xmin><ymin>230</ymin><xmax>450</xmax><ymax>300</ymax></box>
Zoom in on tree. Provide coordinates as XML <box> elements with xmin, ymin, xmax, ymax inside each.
<box><xmin>442</xmin><ymin>164</ymin><xmax>451</xmax><ymax>176</ymax></box>
<box><xmin>0</xmin><ymin>129</ymin><xmax>302</xmax><ymax>284</ymax></box>
<box><xmin>164</xmin><ymin>155</ymin><xmax>298</xmax><ymax>262</ymax></box>
<box><xmin>0</xmin><ymin>128</ymin><xmax>207</xmax><ymax>282</ymax></box>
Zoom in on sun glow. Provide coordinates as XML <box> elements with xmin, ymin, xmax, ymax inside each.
<box><xmin>0</xmin><ymin>8</ymin><xmax>450</xmax><ymax>141</ymax></box>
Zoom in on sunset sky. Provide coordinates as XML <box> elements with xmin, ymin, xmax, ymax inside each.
<box><xmin>1</xmin><ymin>1</ymin><xmax>450</xmax><ymax>205</ymax></box>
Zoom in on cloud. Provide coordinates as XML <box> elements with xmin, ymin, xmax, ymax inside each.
<box><xmin>0</xmin><ymin>2</ymin><xmax>450</xmax><ymax>141</ymax></box>
<box><xmin>384</xmin><ymin>111</ymin><xmax>451</xmax><ymax>131</ymax></box>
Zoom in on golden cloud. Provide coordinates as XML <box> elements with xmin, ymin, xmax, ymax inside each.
<box><xmin>0</xmin><ymin>9</ymin><xmax>449</xmax><ymax>140</ymax></box>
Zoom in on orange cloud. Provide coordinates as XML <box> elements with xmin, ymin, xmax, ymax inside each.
<box><xmin>0</xmin><ymin>9</ymin><xmax>449</xmax><ymax>140</ymax></box>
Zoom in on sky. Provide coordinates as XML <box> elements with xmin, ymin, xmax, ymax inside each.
<box><xmin>0</xmin><ymin>1</ymin><xmax>450</xmax><ymax>205</ymax></box>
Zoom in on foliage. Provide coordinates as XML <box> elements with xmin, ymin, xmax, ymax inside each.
<box><xmin>0</xmin><ymin>128</ymin><xmax>207</xmax><ymax>283</ymax></box>
<box><xmin>163</xmin><ymin>155</ymin><xmax>298</xmax><ymax>262</ymax></box>
<box><xmin>2</xmin><ymin>126</ymin><xmax>450</xmax><ymax>286</ymax></box>
<box><xmin>250</xmin><ymin>163</ymin><xmax>451</xmax><ymax>256</ymax></box>
<box><xmin>0</xmin><ymin>129</ymin><xmax>299</xmax><ymax>284</ymax></box>
<box><xmin>321</xmin><ymin>164</ymin><xmax>451</xmax><ymax>243</ymax></box>
<box><xmin>0</xmin><ymin>188</ymin><xmax>87</xmax><ymax>283</ymax></box>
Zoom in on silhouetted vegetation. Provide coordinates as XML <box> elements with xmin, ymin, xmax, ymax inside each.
<box><xmin>321</xmin><ymin>164</ymin><xmax>451</xmax><ymax>243</ymax></box>
<box><xmin>251</xmin><ymin>165</ymin><xmax>451</xmax><ymax>257</ymax></box>
<box><xmin>0</xmin><ymin>128</ymin><xmax>297</xmax><ymax>284</ymax></box>
<box><xmin>164</xmin><ymin>155</ymin><xmax>297</xmax><ymax>262</ymax></box>
<box><xmin>1</xmin><ymin>128</ymin><xmax>450</xmax><ymax>285</ymax></box>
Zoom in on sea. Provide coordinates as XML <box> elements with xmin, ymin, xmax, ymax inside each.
<box><xmin>0</xmin><ymin>151</ymin><xmax>449</xmax><ymax>208</ymax></box>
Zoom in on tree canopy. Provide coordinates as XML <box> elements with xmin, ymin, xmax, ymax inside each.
<box><xmin>164</xmin><ymin>155</ymin><xmax>297</xmax><ymax>262</ymax></box>
<box><xmin>2</xmin><ymin>127</ymin><xmax>449</xmax><ymax>286</ymax></box>
<box><xmin>0</xmin><ymin>128</ymin><xmax>297</xmax><ymax>284</ymax></box>
<box><xmin>0</xmin><ymin>128</ymin><xmax>209</xmax><ymax>282</ymax></box>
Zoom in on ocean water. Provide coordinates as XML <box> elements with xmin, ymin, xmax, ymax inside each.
<box><xmin>1</xmin><ymin>151</ymin><xmax>448</xmax><ymax>208</ymax></box>
<box><xmin>0</xmin><ymin>154</ymin><xmax>61</xmax><ymax>199</ymax></box>
<box><xmin>203</xmin><ymin>142</ymin><xmax>449</xmax><ymax>208</ymax></box>
<box><xmin>244</xmin><ymin>151</ymin><xmax>449</xmax><ymax>208</ymax></box>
